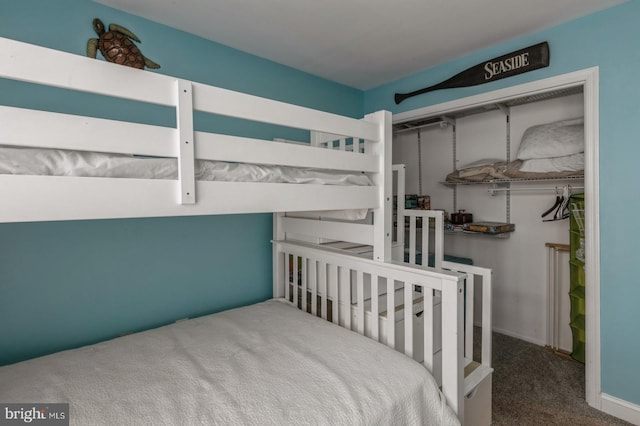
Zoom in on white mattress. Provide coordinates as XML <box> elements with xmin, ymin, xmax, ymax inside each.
<box><xmin>0</xmin><ymin>146</ymin><xmax>372</xmax><ymax>185</ymax></box>
<box><xmin>0</xmin><ymin>299</ymin><xmax>460</xmax><ymax>426</ymax></box>
<box><xmin>0</xmin><ymin>146</ymin><xmax>371</xmax><ymax>219</ymax></box>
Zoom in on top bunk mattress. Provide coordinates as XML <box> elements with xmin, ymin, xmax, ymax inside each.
<box><xmin>0</xmin><ymin>146</ymin><xmax>372</xmax><ymax>186</ymax></box>
<box><xmin>0</xmin><ymin>299</ymin><xmax>459</xmax><ymax>426</ymax></box>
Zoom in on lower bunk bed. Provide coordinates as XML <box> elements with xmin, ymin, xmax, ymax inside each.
<box><xmin>1</xmin><ymin>239</ymin><xmax>467</xmax><ymax>426</ymax></box>
<box><xmin>0</xmin><ymin>297</ymin><xmax>458</xmax><ymax>425</ymax></box>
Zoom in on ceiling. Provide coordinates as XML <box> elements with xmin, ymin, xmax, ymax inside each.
<box><xmin>95</xmin><ymin>0</ymin><xmax>626</xmax><ymax>90</ymax></box>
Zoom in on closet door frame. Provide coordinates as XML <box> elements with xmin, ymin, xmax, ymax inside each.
<box><xmin>393</xmin><ymin>68</ymin><xmax>601</xmax><ymax>411</ymax></box>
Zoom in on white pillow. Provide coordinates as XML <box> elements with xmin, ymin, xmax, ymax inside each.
<box><xmin>516</xmin><ymin>117</ymin><xmax>584</xmax><ymax>160</ymax></box>
<box><xmin>519</xmin><ymin>152</ymin><xmax>584</xmax><ymax>173</ymax></box>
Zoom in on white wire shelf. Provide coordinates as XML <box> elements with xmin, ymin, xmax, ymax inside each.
<box><xmin>440</xmin><ymin>175</ymin><xmax>584</xmax><ymax>186</ymax></box>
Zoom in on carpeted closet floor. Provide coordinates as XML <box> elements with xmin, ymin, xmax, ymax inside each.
<box><xmin>490</xmin><ymin>332</ymin><xmax>631</xmax><ymax>425</ymax></box>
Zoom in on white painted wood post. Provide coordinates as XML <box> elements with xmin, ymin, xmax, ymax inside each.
<box><xmin>394</xmin><ymin>164</ymin><xmax>406</xmax><ymax>251</ymax></box>
<box><xmin>422</xmin><ymin>288</ymin><xmax>434</xmax><ymax>371</ymax></box>
<box><xmin>371</xmin><ymin>274</ymin><xmax>380</xmax><ymax>341</ymax></box>
<box><xmin>273</xmin><ymin>213</ymin><xmax>286</xmax><ymax>298</ymax></box>
<box><xmin>319</xmin><ymin>262</ymin><xmax>328</xmax><ymax>321</ymax></box>
<box><xmin>481</xmin><ymin>268</ymin><xmax>493</xmax><ymax>369</ymax></box>
<box><xmin>465</xmin><ymin>275</ymin><xmax>475</xmax><ymax>359</ymax></box>
<box><xmin>301</xmin><ymin>257</ymin><xmax>308</xmax><ymax>312</ymax></box>
<box><xmin>441</xmin><ymin>276</ymin><xmax>465</xmax><ymax>422</ymax></box>
<box><xmin>356</xmin><ymin>270</ymin><xmax>365</xmax><ymax>335</ymax></box>
<box><xmin>175</xmin><ymin>79</ymin><xmax>195</xmax><ymax>204</ymax></box>
<box><xmin>404</xmin><ymin>282</ymin><xmax>414</xmax><ymax>358</ymax></box>
<box><xmin>364</xmin><ymin>110</ymin><xmax>392</xmax><ymax>262</ymax></box>
<box><xmin>310</xmin><ymin>260</ymin><xmax>318</xmax><ymax>316</ymax></box>
<box><xmin>433</xmin><ymin>211</ymin><xmax>444</xmax><ymax>269</ymax></box>
<box><xmin>293</xmin><ymin>255</ymin><xmax>299</xmax><ymax>308</ymax></box>
<box><xmin>386</xmin><ymin>277</ymin><xmax>395</xmax><ymax>348</ymax></box>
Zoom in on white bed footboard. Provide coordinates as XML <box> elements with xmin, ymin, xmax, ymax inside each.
<box><xmin>272</xmin><ymin>239</ymin><xmax>467</xmax><ymax>421</ymax></box>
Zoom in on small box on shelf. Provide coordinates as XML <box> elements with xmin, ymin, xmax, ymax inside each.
<box><xmin>463</xmin><ymin>222</ymin><xmax>515</xmax><ymax>234</ymax></box>
<box><xmin>394</xmin><ymin>194</ymin><xmax>431</xmax><ymax>210</ymax></box>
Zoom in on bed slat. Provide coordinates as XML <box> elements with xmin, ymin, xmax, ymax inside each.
<box><xmin>0</xmin><ymin>37</ymin><xmax>174</xmax><ymax>106</ymax></box>
<box><xmin>341</xmin><ymin>267</ymin><xmax>351</xmax><ymax>330</ymax></box>
<box><xmin>409</xmin><ymin>217</ymin><xmax>417</xmax><ymax>264</ymax></box>
<box><xmin>196</xmin><ymin>132</ymin><xmax>378</xmax><ymax>173</ymax></box>
<box><xmin>433</xmin><ymin>213</ymin><xmax>444</xmax><ymax>269</ymax></box>
<box><xmin>284</xmin><ymin>253</ymin><xmax>291</xmax><ymax>303</ymax></box>
<box><xmin>329</xmin><ymin>264</ymin><xmax>339</xmax><ymax>324</ymax></box>
<box><xmin>192</xmin><ymin>82</ymin><xmax>379</xmax><ymax>142</ymax></box>
<box><xmin>386</xmin><ymin>277</ymin><xmax>395</xmax><ymax>349</ymax></box>
<box><xmin>280</xmin><ymin>217</ymin><xmax>374</xmax><ymax>247</ymax></box>
<box><xmin>309</xmin><ymin>260</ymin><xmax>317</xmax><ymax>316</ymax></box>
<box><xmin>404</xmin><ymin>283</ymin><xmax>413</xmax><ymax>357</ymax></box>
<box><xmin>371</xmin><ymin>274</ymin><xmax>380</xmax><ymax>341</ymax></box>
<box><xmin>0</xmin><ymin>106</ymin><xmax>177</xmax><ymax>157</ymax></box>
<box><xmin>421</xmin><ymin>219</ymin><xmax>430</xmax><ymax>266</ymax></box>
<box><xmin>356</xmin><ymin>270</ymin><xmax>365</xmax><ymax>335</ymax></box>
<box><xmin>301</xmin><ymin>257</ymin><xmax>308</xmax><ymax>312</ymax></box>
<box><xmin>293</xmin><ymin>255</ymin><xmax>299</xmax><ymax>308</ymax></box>
<box><xmin>319</xmin><ymin>262</ymin><xmax>328</xmax><ymax>321</ymax></box>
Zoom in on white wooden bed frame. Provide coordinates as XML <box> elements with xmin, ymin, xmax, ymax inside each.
<box><xmin>0</xmin><ymin>36</ymin><xmax>491</xmax><ymax>425</ymax></box>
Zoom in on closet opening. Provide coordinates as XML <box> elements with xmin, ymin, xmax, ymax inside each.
<box><xmin>391</xmin><ymin>68</ymin><xmax>600</xmax><ymax>410</ymax></box>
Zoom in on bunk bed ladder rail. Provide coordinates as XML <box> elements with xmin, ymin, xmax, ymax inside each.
<box><xmin>395</xmin><ymin>163</ymin><xmax>491</xmax><ymax>360</ymax></box>
<box><xmin>394</xmin><ymin>164</ymin><xmax>444</xmax><ymax>268</ymax></box>
<box><xmin>273</xmin><ymin>239</ymin><xmax>466</xmax><ymax>421</ymax></box>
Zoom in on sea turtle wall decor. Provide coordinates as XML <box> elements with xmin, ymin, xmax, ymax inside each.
<box><xmin>87</xmin><ymin>18</ymin><xmax>160</xmax><ymax>70</ymax></box>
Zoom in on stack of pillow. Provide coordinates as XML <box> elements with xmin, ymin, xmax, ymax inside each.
<box><xmin>506</xmin><ymin>117</ymin><xmax>584</xmax><ymax>178</ymax></box>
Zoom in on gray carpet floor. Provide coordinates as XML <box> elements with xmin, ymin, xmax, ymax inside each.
<box><xmin>490</xmin><ymin>331</ymin><xmax>631</xmax><ymax>425</ymax></box>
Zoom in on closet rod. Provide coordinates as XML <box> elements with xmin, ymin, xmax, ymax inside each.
<box><xmin>488</xmin><ymin>185</ymin><xmax>584</xmax><ymax>193</ymax></box>
<box><xmin>393</xmin><ymin>117</ymin><xmax>453</xmax><ymax>134</ymax></box>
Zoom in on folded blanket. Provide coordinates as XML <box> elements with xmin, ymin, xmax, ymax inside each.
<box><xmin>445</xmin><ymin>161</ymin><xmax>508</xmax><ymax>182</ymax></box>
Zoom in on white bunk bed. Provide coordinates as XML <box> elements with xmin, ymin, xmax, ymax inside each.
<box><xmin>0</xmin><ymin>37</ymin><xmax>491</xmax><ymax>425</ymax></box>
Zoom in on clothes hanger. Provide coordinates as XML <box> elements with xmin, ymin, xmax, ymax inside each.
<box><xmin>557</xmin><ymin>185</ymin><xmax>572</xmax><ymax>220</ymax></box>
<box><xmin>542</xmin><ymin>186</ymin><xmax>563</xmax><ymax>219</ymax></box>
<box><xmin>543</xmin><ymin>186</ymin><xmax>571</xmax><ymax>221</ymax></box>
<box><xmin>541</xmin><ymin>194</ymin><xmax>562</xmax><ymax>218</ymax></box>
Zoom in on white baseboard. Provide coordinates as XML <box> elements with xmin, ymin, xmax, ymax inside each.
<box><xmin>489</xmin><ymin>325</ymin><xmax>547</xmax><ymax>347</ymax></box>
<box><xmin>600</xmin><ymin>393</ymin><xmax>640</xmax><ymax>425</ymax></box>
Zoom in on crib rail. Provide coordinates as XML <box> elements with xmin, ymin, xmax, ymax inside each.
<box><xmin>273</xmin><ymin>239</ymin><xmax>466</xmax><ymax>419</ymax></box>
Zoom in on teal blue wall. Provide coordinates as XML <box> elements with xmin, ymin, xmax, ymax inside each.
<box><xmin>365</xmin><ymin>1</ymin><xmax>639</xmax><ymax>406</ymax></box>
<box><xmin>0</xmin><ymin>0</ymin><xmax>363</xmax><ymax>365</ymax></box>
